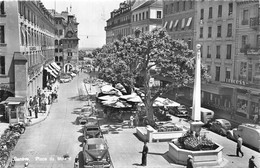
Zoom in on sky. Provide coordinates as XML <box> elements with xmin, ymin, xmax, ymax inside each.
<box><xmin>41</xmin><ymin>0</ymin><xmax>122</xmax><ymax>49</ymax></box>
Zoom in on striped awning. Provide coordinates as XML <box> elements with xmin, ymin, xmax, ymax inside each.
<box><xmin>181</xmin><ymin>18</ymin><xmax>185</xmax><ymax>28</ymax></box>
<box><xmin>174</xmin><ymin>20</ymin><xmax>179</xmax><ymax>28</ymax></box>
<box><xmin>186</xmin><ymin>17</ymin><xmax>192</xmax><ymax>27</ymax></box>
<box><xmin>44</xmin><ymin>66</ymin><xmax>57</xmax><ymax>78</ymax></box>
<box><xmin>48</xmin><ymin>65</ymin><xmax>59</xmax><ymax>75</ymax></box>
<box><xmin>51</xmin><ymin>62</ymin><xmax>61</xmax><ymax>71</ymax></box>
<box><xmin>164</xmin><ymin>21</ymin><xmax>168</xmax><ymax>28</ymax></box>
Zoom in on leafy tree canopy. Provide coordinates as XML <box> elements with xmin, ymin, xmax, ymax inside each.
<box><xmin>92</xmin><ymin>28</ymin><xmax>208</xmax><ymax>121</ymax></box>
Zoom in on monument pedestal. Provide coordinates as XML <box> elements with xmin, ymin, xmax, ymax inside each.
<box><xmin>190</xmin><ymin>121</ymin><xmax>204</xmax><ymax>135</ymax></box>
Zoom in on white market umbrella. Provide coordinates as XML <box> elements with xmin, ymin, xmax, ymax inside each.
<box><xmin>98</xmin><ymin>95</ymin><xmax>119</xmax><ymax>101</ymax></box>
<box><xmin>127</xmin><ymin>96</ymin><xmax>143</xmax><ymax>103</ymax></box>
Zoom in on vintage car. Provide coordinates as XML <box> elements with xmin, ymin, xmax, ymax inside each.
<box><xmin>209</xmin><ymin>119</ymin><xmax>232</xmax><ymax>136</ymax></box>
<box><xmin>227</xmin><ymin>123</ymin><xmax>260</xmax><ymax>152</ymax></box>
<box><xmin>78</xmin><ymin>107</ymin><xmax>94</xmax><ymax>124</ymax></box>
<box><xmin>83</xmin><ymin>117</ymin><xmax>102</xmax><ymax>140</ymax></box>
<box><xmin>83</xmin><ymin>138</ymin><xmax>111</xmax><ymax>168</ymax></box>
<box><xmin>170</xmin><ymin>105</ymin><xmax>189</xmax><ymax>117</ymax></box>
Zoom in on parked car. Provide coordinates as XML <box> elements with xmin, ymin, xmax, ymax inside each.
<box><xmin>169</xmin><ymin>105</ymin><xmax>189</xmax><ymax>117</ymax></box>
<box><xmin>227</xmin><ymin>123</ymin><xmax>260</xmax><ymax>152</ymax></box>
<box><xmin>83</xmin><ymin>117</ymin><xmax>102</xmax><ymax>140</ymax></box>
<box><xmin>187</xmin><ymin>107</ymin><xmax>215</xmax><ymax>125</ymax></box>
<box><xmin>209</xmin><ymin>119</ymin><xmax>232</xmax><ymax>136</ymax></box>
<box><xmin>60</xmin><ymin>78</ymin><xmax>71</xmax><ymax>83</ymax></box>
<box><xmin>83</xmin><ymin>138</ymin><xmax>111</xmax><ymax>168</ymax></box>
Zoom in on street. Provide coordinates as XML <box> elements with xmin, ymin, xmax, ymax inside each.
<box><xmin>8</xmin><ymin>72</ymin><xmax>260</xmax><ymax>168</ymax></box>
<box><xmin>10</xmin><ymin>73</ymin><xmax>87</xmax><ymax>168</ymax></box>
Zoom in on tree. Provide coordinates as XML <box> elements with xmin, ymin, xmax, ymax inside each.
<box><xmin>93</xmin><ymin>28</ymin><xmax>208</xmax><ymax>122</ymax></box>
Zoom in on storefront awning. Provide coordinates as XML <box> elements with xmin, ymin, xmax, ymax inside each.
<box><xmin>174</xmin><ymin>20</ymin><xmax>179</xmax><ymax>28</ymax></box>
<box><xmin>45</xmin><ymin>66</ymin><xmax>57</xmax><ymax>78</ymax></box>
<box><xmin>169</xmin><ymin>20</ymin><xmax>173</xmax><ymax>30</ymax></box>
<box><xmin>181</xmin><ymin>18</ymin><xmax>185</xmax><ymax>28</ymax></box>
<box><xmin>5</xmin><ymin>97</ymin><xmax>26</xmax><ymax>105</ymax></box>
<box><xmin>186</xmin><ymin>17</ymin><xmax>192</xmax><ymax>27</ymax></box>
<box><xmin>48</xmin><ymin>65</ymin><xmax>59</xmax><ymax>75</ymax></box>
<box><xmin>51</xmin><ymin>62</ymin><xmax>61</xmax><ymax>71</ymax></box>
<box><xmin>163</xmin><ymin>21</ymin><xmax>168</xmax><ymax>28</ymax></box>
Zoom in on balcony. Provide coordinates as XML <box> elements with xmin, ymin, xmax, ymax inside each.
<box><xmin>250</xmin><ymin>17</ymin><xmax>260</xmax><ymax>30</ymax></box>
<box><xmin>240</xmin><ymin>45</ymin><xmax>260</xmax><ymax>55</ymax></box>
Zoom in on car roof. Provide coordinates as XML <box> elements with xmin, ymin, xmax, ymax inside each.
<box><xmin>86</xmin><ymin>138</ymin><xmax>105</xmax><ymax>145</ymax></box>
<box><xmin>215</xmin><ymin>119</ymin><xmax>230</xmax><ymax>124</ymax></box>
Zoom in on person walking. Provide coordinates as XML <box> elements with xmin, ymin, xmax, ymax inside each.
<box><xmin>141</xmin><ymin>142</ymin><xmax>148</xmax><ymax>166</ymax></box>
<box><xmin>236</xmin><ymin>135</ymin><xmax>244</xmax><ymax>157</ymax></box>
<box><xmin>34</xmin><ymin>104</ymin><xmax>39</xmax><ymax>118</ymax></box>
<box><xmin>249</xmin><ymin>156</ymin><xmax>258</xmax><ymax>168</ymax></box>
<box><xmin>130</xmin><ymin>115</ymin><xmax>134</xmax><ymax>128</ymax></box>
<box><xmin>186</xmin><ymin>155</ymin><xmax>195</xmax><ymax>168</ymax></box>
<box><xmin>253</xmin><ymin>114</ymin><xmax>258</xmax><ymax>124</ymax></box>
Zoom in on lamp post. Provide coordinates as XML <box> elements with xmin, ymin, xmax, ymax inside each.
<box><xmin>190</xmin><ymin>44</ymin><xmax>204</xmax><ymax>134</ymax></box>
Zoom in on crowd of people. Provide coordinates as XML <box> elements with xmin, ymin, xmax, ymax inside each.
<box><xmin>27</xmin><ymin>84</ymin><xmax>59</xmax><ymax>121</ymax></box>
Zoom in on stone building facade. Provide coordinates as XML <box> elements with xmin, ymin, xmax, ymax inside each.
<box><xmin>0</xmin><ymin>0</ymin><xmax>56</xmax><ymax>103</ymax></box>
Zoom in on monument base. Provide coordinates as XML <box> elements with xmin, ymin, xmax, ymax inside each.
<box><xmin>190</xmin><ymin>121</ymin><xmax>204</xmax><ymax>134</ymax></box>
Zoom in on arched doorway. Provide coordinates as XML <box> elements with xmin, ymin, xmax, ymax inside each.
<box><xmin>64</xmin><ymin>63</ymin><xmax>73</xmax><ymax>73</ymax></box>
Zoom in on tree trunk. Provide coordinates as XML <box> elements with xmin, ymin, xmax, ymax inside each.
<box><xmin>144</xmin><ymin>69</ymin><xmax>153</xmax><ymax>122</ymax></box>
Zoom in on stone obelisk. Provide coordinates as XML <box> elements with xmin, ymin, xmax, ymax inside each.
<box><xmin>190</xmin><ymin>44</ymin><xmax>204</xmax><ymax>134</ymax></box>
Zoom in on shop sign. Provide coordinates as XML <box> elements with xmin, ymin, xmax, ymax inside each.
<box><xmin>29</xmin><ymin>47</ymin><xmax>36</xmax><ymax>51</ymax></box>
<box><xmin>247</xmin><ymin>48</ymin><xmax>260</xmax><ymax>55</ymax></box>
<box><xmin>0</xmin><ymin>84</ymin><xmax>14</xmax><ymax>93</ymax></box>
<box><xmin>225</xmin><ymin>78</ymin><xmax>247</xmax><ymax>86</ymax></box>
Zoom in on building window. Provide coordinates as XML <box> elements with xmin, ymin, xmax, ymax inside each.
<box><xmin>146</xmin><ymin>11</ymin><xmax>148</xmax><ymax>19</ymax></box>
<box><xmin>248</xmin><ymin>64</ymin><xmax>252</xmax><ymax>81</ymax></box>
<box><xmin>215</xmin><ymin>66</ymin><xmax>220</xmax><ymax>81</ymax></box>
<box><xmin>257</xmin><ymin>35</ymin><xmax>260</xmax><ymax>48</ymax></box>
<box><xmin>59</xmin><ymin>48</ymin><xmax>63</xmax><ymax>52</ymax></box>
<box><xmin>208</xmin><ymin>26</ymin><xmax>212</xmax><ymax>38</ymax></box>
<box><xmin>136</xmin><ymin>14</ymin><xmax>138</xmax><ymax>21</ymax></box>
<box><xmin>226</xmin><ymin>44</ymin><xmax>232</xmax><ymax>59</ymax></box>
<box><xmin>0</xmin><ymin>25</ymin><xmax>4</xmax><ymax>43</ymax></box>
<box><xmin>241</xmin><ymin>35</ymin><xmax>248</xmax><ymax>48</ymax></box>
<box><xmin>183</xmin><ymin>1</ymin><xmax>186</xmax><ymax>11</ymax></box>
<box><xmin>59</xmin><ymin>29</ymin><xmax>63</xmax><ymax>36</ymax></box>
<box><xmin>139</xmin><ymin>13</ymin><xmax>141</xmax><ymax>20</ymax></box>
<box><xmin>207</xmin><ymin>46</ymin><xmax>211</xmax><ymax>58</ymax></box>
<box><xmin>55</xmin><ymin>56</ymin><xmax>58</xmax><ymax>62</ymax></box>
<box><xmin>132</xmin><ymin>15</ymin><xmax>134</xmax><ymax>22</ymax></box>
<box><xmin>200</xmin><ymin>27</ymin><xmax>203</xmax><ymax>38</ymax></box>
<box><xmin>217</xmin><ymin>25</ymin><xmax>221</xmax><ymax>37</ymax></box>
<box><xmin>242</xmin><ymin>9</ymin><xmax>249</xmax><ymax>25</ymax></box>
<box><xmin>55</xmin><ymin>48</ymin><xmax>58</xmax><ymax>52</ymax></box>
<box><xmin>200</xmin><ymin>9</ymin><xmax>204</xmax><ymax>20</ymax></box>
<box><xmin>227</xmin><ymin>24</ymin><xmax>232</xmax><ymax>37</ymax></box>
<box><xmin>55</xmin><ymin>40</ymin><xmax>58</xmax><ymax>45</ymax></box>
<box><xmin>218</xmin><ymin>5</ymin><xmax>222</xmax><ymax>17</ymax></box>
<box><xmin>176</xmin><ymin>2</ymin><xmax>179</xmax><ymax>12</ymax></box>
<box><xmin>216</xmin><ymin>45</ymin><xmax>220</xmax><ymax>59</ymax></box>
<box><xmin>157</xmin><ymin>11</ymin><xmax>161</xmax><ymax>18</ymax></box>
<box><xmin>225</xmin><ymin>68</ymin><xmax>231</xmax><ymax>79</ymax></box>
<box><xmin>171</xmin><ymin>3</ymin><xmax>174</xmax><ymax>13</ymax></box>
<box><xmin>68</xmin><ymin>52</ymin><xmax>72</xmax><ymax>56</ymax></box>
<box><xmin>142</xmin><ymin>12</ymin><xmax>144</xmax><ymax>20</ymax></box>
<box><xmin>0</xmin><ymin>1</ymin><xmax>5</xmax><ymax>15</ymax></box>
<box><xmin>59</xmin><ymin>56</ymin><xmax>63</xmax><ymax>62</ymax></box>
<box><xmin>0</xmin><ymin>56</ymin><xmax>4</xmax><ymax>74</ymax></box>
<box><xmin>239</xmin><ymin>62</ymin><xmax>247</xmax><ymax>80</ymax></box>
<box><xmin>228</xmin><ymin>3</ymin><xmax>233</xmax><ymax>16</ymax></box>
<box><xmin>209</xmin><ymin>7</ymin><xmax>213</xmax><ymax>19</ymax></box>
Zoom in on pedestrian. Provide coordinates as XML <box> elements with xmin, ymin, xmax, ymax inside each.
<box><xmin>249</xmin><ymin>155</ymin><xmax>258</xmax><ymax>168</ymax></box>
<box><xmin>34</xmin><ymin>104</ymin><xmax>39</xmax><ymax>118</ymax></box>
<box><xmin>135</xmin><ymin>113</ymin><xmax>139</xmax><ymax>127</ymax></box>
<box><xmin>141</xmin><ymin>141</ymin><xmax>148</xmax><ymax>166</ymax></box>
<box><xmin>28</xmin><ymin>107</ymin><xmax>32</xmax><ymax>117</ymax></box>
<box><xmin>130</xmin><ymin>115</ymin><xmax>134</xmax><ymax>128</ymax></box>
<box><xmin>236</xmin><ymin>135</ymin><xmax>244</xmax><ymax>157</ymax></box>
<box><xmin>186</xmin><ymin>155</ymin><xmax>195</xmax><ymax>168</ymax></box>
<box><xmin>253</xmin><ymin>114</ymin><xmax>258</xmax><ymax>124</ymax></box>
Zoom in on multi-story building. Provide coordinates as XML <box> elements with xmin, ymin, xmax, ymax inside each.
<box><xmin>131</xmin><ymin>0</ymin><xmax>163</xmax><ymax>34</ymax></box>
<box><xmin>105</xmin><ymin>1</ymin><xmax>132</xmax><ymax>44</ymax></box>
<box><xmin>105</xmin><ymin>0</ymin><xmax>163</xmax><ymax>44</ymax></box>
<box><xmin>163</xmin><ymin>0</ymin><xmax>195</xmax><ymax>49</ymax></box>
<box><xmin>0</xmin><ymin>1</ymin><xmax>58</xmax><ymax>103</ymax></box>
<box><xmin>220</xmin><ymin>1</ymin><xmax>259</xmax><ymax>119</ymax></box>
<box><xmin>194</xmin><ymin>1</ymin><xmax>238</xmax><ymax>111</ymax></box>
<box><xmin>49</xmin><ymin>8</ymin><xmax>79</xmax><ymax>73</ymax></box>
